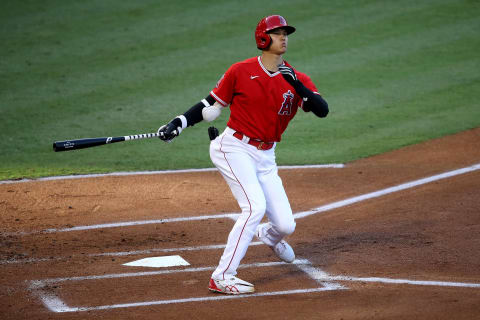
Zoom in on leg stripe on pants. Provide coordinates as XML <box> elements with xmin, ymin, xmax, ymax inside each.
<box><xmin>220</xmin><ymin>135</ymin><xmax>252</xmax><ymax>279</ymax></box>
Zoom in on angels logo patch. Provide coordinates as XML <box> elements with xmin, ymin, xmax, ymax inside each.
<box><xmin>278</xmin><ymin>90</ymin><xmax>294</xmax><ymax>115</ymax></box>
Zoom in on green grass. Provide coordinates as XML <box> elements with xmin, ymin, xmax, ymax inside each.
<box><xmin>1</xmin><ymin>0</ymin><xmax>479</xmax><ymax>180</ymax></box>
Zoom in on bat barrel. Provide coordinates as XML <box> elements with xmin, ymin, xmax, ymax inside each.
<box><xmin>53</xmin><ymin>138</ymin><xmax>112</xmax><ymax>152</ymax></box>
<box><xmin>53</xmin><ymin>133</ymin><xmax>158</xmax><ymax>152</ymax></box>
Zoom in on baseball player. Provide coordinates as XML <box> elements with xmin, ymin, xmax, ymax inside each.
<box><xmin>158</xmin><ymin>15</ymin><xmax>329</xmax><ymax>294</ymax></box>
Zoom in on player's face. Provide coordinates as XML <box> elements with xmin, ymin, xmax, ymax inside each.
<box><xmin>268</xmin><ymin>28</ymin><xmax>288</xmax><ymax>54</ymax></box>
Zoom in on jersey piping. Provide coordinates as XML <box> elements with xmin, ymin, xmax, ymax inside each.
<box><xmin>257</xmin><ymin>56</ymin><xmax>280</xmax><ymax>77</ymax></box>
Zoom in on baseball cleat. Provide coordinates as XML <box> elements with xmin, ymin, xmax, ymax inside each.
<box><xmin>256</xmin><ymin>223</ymin><xmax>296</xmax><ymax>263</ymax></box>
<box><xmin>270</xmin><ymin>240</ymin><xmax>295</xmax><ymax>263</ymax></box>
<box><xmin>208</xmin><ymin>277</ymin><xmax>255</xmax><ymax>294</ymax></box>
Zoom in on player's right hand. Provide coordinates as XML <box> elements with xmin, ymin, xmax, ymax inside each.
<box><xmin>158</xmin><ymin>119</ymin><xmax>182</xmax><ymax>143</ymax></box>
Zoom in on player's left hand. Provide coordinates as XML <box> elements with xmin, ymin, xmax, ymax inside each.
<box><xmin>278</xmin><ymin>65</ymin><xmax>298</xmax><ymax>86</ymax></box>
<box><xmin>158</xmin><ymin>119</ymin><xmax>182</xmax><ymax>143</ymax></box>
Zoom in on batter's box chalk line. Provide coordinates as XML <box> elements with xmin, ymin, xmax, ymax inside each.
<box><xmin>29</xmin><ymin>259</ymin><xmax>341</xmax><ymax>313</ymax></box>
<box><xmin>12</xmin><ymin>162</ymin><xmax>479</xmax><ymax>237</ymax></box>
<box><xmin>29</xmin><ymin>258</ymin><xmax>480</xmax><ymax>313</ymax></box>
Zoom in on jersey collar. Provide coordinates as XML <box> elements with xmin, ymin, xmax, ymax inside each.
<box><xmin>257</xmin><ymin>56</ymin><xmax>280</xmax><ymax>77</ymax></box>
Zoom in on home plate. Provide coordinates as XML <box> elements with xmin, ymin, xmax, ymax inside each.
<box><xmin>123</xmin><ymin>255</ymin><xmax>190</xmax><ymax>268</ymax></box>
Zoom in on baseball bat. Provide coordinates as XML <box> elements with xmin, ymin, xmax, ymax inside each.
<box><xmin>53</xmin><ymin>132</ymin><xmax>160</xmax><ymax>152</ymax></box>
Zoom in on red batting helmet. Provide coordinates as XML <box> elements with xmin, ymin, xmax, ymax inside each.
<box><xmin>255</xmin><ymin>15</ymin><xmax>296</xmax><ymax>50</ymax></box>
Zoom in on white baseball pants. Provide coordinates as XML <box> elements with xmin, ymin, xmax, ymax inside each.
<box><xmin>210</xmin><ymin>127</ymin><xmax>296</xmax><ymax>280</ymax></box>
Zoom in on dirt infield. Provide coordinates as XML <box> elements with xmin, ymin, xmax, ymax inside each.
<box><xmin>1</xmin><ymin>128</ymin><xmax>479</xmax><ymax>319</ymax></box>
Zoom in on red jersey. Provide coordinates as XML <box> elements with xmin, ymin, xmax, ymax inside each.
<box><xmin>210</xmin><ymin>56</ymin><xmax>319</xmax><ymax>142</ymax></box>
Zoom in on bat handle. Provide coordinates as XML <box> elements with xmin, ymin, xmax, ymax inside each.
<box><xmin>125</xmin><ymin>133</ymin><xmax>160</xmax><ymax>141</ymax></box>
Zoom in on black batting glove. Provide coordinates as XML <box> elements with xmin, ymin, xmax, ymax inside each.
<box><xmin>158</xmin><ymin>118</ymin><xmax>183</xmax><ymax>143</ymax></box>
<box><xmin>278</xmin><ymin>65</ymin><xmax>298</xmax><ymax>86</ymax></box>
<box><xmin>279</xmin><ymin>65</ymin><xmax>329</xmax><ymax>118</ymax></box>
<box><xmin>278</xmin><ymin>65</ymin><xmax>311</xmax><ymax>102</ymax></box>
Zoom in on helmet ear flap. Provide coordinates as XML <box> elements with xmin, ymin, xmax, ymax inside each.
<box><xmin>258</xmin><ymin>32</ymin><xmax>271</xmax><ymax>50</ymax></box>
<box><xmin>255</xmin><ymin>18</ymin><xmax>272</xmax><ymax>50</ymax></box>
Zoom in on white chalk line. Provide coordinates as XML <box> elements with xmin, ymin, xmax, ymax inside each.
<box><xmin>32</xmin><ymin>259</ymin><xmax>339</xmax><ymax>312</ymax></box>
<box><xmin>293</xmin><ymin>162</ymin><xmax>480</xmax><ymax>219</ymax></box>
<box><xmin>39</xmin><ymin>294</ymin><xmax>77</xmax><ymax>313</ymax></box>
<box><xmin>5</xmin><ymin>212</ymin><xmax>240</xmax><ymax>236</ymax></box>
<box><xmin>44</xmin><ymin>213</ymin><xmax>239</xmax><ymax>234</ymax></box>
<box><xmin>1</xmin><ymin>257</ymin><xmax>53</xmax><ymax>265</ymax></box>
<box><xmin>33</xmin><ymin>259</ymin><xmax>307</xmax><ymax>285</ymax></box>
<box><xmin>293</xmin><ymin>263</ymin><xmax>480</xmax><ymax>289</ymax></box>
<box><xmin>321</xmin><ymin>275</ymin><xmax>480</xmax><ymax>288</ymax></box>
<box><xmin>0</xmin><ymin>241</ymin><xmax>263</xmax><ymax>265</ymax></box>
<box><xmin>14</xmin><ymin>162</ymin><xmax>479</xmax><ymax>236</ymax></box>
<box><xmin>42</xmin><ymin>287</ymin><xmax>338</xmax><ymax>313</ymax></box>
<box><xmin>31</xmin><ymin>257</ymin><xmax>480</xmax><ymax>313</ymax></box>
<box><xmin>93</xmin><ymin>241</ymin><xmax>261</xmax><ymax>257</ymax></box>
<box><xmin>0</xmin><ymin>164</ymin><xmax>345</xmax><ymax>185</ymax></box>
<box><xmin>296</xmin><ymin>263</ymin><xmax>346</xmax><ymax>290</ymax></box>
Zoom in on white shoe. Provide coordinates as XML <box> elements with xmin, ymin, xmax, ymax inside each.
<box><xmin>256</xmin><ymin>223</ymin><xmax>295</xmax><ymax>263</ymax></box>
<box><xmin>208</xmin><ymin>276</ymin><xmax>255</xmax><ymax>294</ymax></box>
<box><xmin>271</xmin><ymin>240</ymin><xmax>295</xmax><ymax>263</ymax></box>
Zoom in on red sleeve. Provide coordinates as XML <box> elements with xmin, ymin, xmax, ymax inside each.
<box><xmin>210</xmin><ymin>64</ymin><xmax>237</xmax><ymax>107</ymax></box>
